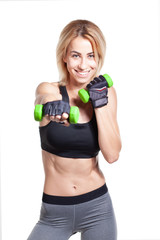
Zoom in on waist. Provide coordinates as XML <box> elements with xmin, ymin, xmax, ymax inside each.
<box><xmin>42</xmin><ymin>183</ymin><xmax>108</xmax><ymax>205</ymax></box>
<box><xmin>42</xmin><ymin>150</ymin><xmax>106</xmax><ymax>196</ymax></box>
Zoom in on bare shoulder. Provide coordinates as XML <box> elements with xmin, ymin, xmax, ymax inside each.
<box><xmin>35</xmin><ymin>82</ymin><xmax>61</xmax><ymax>105</ymax></box>
<box><xmin>35</xmin><ymin>82</ymin><xmax>59</xmax><ymax>95</ymax></box>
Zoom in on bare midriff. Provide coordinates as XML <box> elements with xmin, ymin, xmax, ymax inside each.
<box><xmin>42</xmin><ymin>150</ymin><xmax>106</xmax><ymax>196</ymax></box>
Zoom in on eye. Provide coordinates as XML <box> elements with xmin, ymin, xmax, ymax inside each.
<box><xmin>88</xmin><ymin>54</ymin><xmax>95</xmax><ymax>58</ymax></box>
<box><xmin>72</xmin><ymin>54</ymin><xmax>80</xmax><ymax>58</ymax></box>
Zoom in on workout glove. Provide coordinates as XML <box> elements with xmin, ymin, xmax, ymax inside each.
<box><xmin>87</xmin><ymin>75</ymin><xmax>108</xmax><ymax>108</ymax></box>
<box><xmin>43</xmin><ymin>100</ymin><xmax>70</xmax><ymax>116</ymax></box>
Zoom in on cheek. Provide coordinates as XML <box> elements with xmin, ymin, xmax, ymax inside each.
<box><xmin>89</xmin><ymin>59</ymin><xmax>97</xmax><ymax>69</ymax></box>
<box><xmin>66</xmin><ymin>59</ymin><xmax>78</xmax><ymax>70</ymax></box>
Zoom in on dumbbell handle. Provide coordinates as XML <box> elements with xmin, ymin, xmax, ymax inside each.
<box><xmin>34</xmin><ymin>104</ymin><xmax>79</xmax><ymax>124</ymax></box>
<box><xmin>78</xmin><ymin>74</ymin><xmax>113</xmax><ymax>103</ymax></box>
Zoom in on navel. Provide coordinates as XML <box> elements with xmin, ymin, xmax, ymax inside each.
<box><xmin>73</xmin><ymin>185</ymin><xmax>77</xmax><ymax>190</ymax></box>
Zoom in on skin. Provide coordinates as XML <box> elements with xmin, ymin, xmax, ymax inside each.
<box><xmin>35</xmin><ymin>36</ymin><xmax>122</xmax><ymax>196</ymax></box>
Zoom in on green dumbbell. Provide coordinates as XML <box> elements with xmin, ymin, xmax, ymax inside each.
<box><xmin>34</xmin><ymin>104</ymin><xmax>79</xmax><ymax>124</ymax></box>
<box><xmin>78</xmin><ymin>74</ymin><xmax>113</xmax><ymax>103</ymax></box>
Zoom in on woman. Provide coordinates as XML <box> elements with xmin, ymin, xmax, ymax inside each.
<box><xmin>28</xmin><ymin>19</ymin><xmax>122</xmax><ymax>240</ymax></box>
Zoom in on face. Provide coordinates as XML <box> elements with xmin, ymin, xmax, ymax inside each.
<box><xmin>63</xmin><ymin>36</ymin><xmax>98</xmax><ymax>85</ymax></box>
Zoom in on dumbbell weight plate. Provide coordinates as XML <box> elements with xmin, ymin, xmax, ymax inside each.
<box><xmin>78</xmin><ymin>89</ymin><xmax>90</xmax><ymax>103</ymax></box>
<box><xmin>34</xmin><ymin>104</ymin><xmax>43</xmax><ymax>121</ymax></box>
<box><xmin>103</xmin><ymin>74</ymin><xmax>113</xmax><ymax>88</ymax></box>
<box><xmin>69</xmin><ymin>106</ymin><xmax>79</xmax><ymax>124</ymax></box>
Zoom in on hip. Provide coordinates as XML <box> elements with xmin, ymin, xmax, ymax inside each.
<box><xmin>43</xmin><ymin>183</ymin><xmax>108</xmax><ymax>205</ymax></box>
<box><xmin>39</xmin><ymin>185</ymin><xmax>117</xmax><ymax>234</ymax></box>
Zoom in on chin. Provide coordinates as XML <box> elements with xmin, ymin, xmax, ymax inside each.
<box><xmin>75</xmin><ymin>77</ymin><xmax>91</xmax><ymax>85</ymax></box>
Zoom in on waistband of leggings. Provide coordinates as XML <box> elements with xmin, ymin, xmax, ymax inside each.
<box><xmin>42</xmin><ymin>183</ymin><xmax>108</xmax><ymax>205</ymax></box>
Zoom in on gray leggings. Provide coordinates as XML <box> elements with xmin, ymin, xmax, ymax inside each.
<box><xmin>27</xmin><ymin>184</ymin><xmax>117</xmax><ymax>240</ymax></box>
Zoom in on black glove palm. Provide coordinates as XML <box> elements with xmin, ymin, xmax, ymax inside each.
<box><xmin>87</xmin><ymin>75</ymin><xmax>108</xmax><ymax>108</ymax></box>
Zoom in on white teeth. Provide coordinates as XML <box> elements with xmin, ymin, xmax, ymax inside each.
<box><xmin>79</xmin><ymin>72</ymin><xmax>88</xmax><ymax>75</ymax></box>
<box><xmin>76</xmin><ymin>70</ymin><xmax>90</xmax><ymax>75</ymax></box>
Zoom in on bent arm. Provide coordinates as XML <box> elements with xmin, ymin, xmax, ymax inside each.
<box><xmin>95</xmin><ymin>87</ymin><xmax>122</xmax><ymax>163</ymax></box>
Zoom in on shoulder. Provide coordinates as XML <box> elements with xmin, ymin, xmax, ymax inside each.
<box><xmin>35</xmin><ymin>82</ymin><xmax>61</xmax><ymax>104</ymax></box>
<box><xmin>35</xmin><ymin>82</ymin><xmax>59</xmax><ymax>95</ymax></box>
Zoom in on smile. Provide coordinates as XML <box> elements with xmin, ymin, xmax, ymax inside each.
<box><xmin>75</xmin><ymin>70</ymin><xmax>91</xmax><ymax>77</ymax></box>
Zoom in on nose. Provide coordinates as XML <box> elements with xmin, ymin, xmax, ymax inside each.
<box><xmin>78</xmin><ymin>57</ymin><xmax>87</xmax><ymax>70</ymax></box>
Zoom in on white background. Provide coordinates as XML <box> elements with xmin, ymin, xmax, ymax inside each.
<box><xmin>0</xmin><ymin>0</ymin><xmax>160</xmax><ymax>239</ymax></box>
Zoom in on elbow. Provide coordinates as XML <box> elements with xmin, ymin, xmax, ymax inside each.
<box><xmin>101</xmin><ymin>141</ymin><xmax>122</xmax><ymax>164</ymax></box>
<box><xmin>107</xmin><ymin>142</ymin><xmax>122</xmax><ymax>164</ymax></box>
<box><xmin>104</xmin><ymin>152</ymin><xmax>120</xmax><ymax>164</ymax></box>
<box><xmin>107</xmin><ymin>154</ymin><xmax>119</xmax><ymax>164</ymax></box>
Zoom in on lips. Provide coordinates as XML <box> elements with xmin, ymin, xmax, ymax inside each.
<box><xmin>75</xmin><ymin>70</ymin><xmax>91</xmax><ymax>77</ymax></box>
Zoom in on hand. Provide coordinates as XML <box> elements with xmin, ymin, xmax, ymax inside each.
<box><xmin>87</xmin><ymin>75</ymin><xmax>108</xmax><ymax>108</ymax></box>
<box><xmin>43</xmin><ymin>100</ymin><xmax>70</xmax><ymax>126</ymax></box>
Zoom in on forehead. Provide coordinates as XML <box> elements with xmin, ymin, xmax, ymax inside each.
<box><xmin>68</xmin><ymin>37</ymin><xmax>93</xmax><ymax>53</ymax></box>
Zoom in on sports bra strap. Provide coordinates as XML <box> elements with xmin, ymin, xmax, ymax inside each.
<box><xmin>59</xmin><ymin>85</ymin><xmax>69</xmax><ymax>103</ymax></box>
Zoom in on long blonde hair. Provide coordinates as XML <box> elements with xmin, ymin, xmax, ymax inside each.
<box><xmin>56</xmin><ymin>19</ymin><xmax>106</xmax><ymax>86</ymax></box>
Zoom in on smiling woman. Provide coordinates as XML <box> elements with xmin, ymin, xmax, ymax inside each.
<box><xmin>56</xmin><ymin>19</ymin><xmax>106</xmax><ymax>86</ymax></box>
<box><xmin>27</xmin><ymin>19</ymin><xmax>121</xmax><ymax>240</ymax></box>
<box><xmin>63</xmin><ymin>37</ymin><xmax>97</xmax><ymax>85</ymax></box>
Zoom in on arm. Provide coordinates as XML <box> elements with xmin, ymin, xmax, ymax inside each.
<box><xmin>34</xmin><ymin>82</ymin><xmax>59</xmax><ymax>105</ymax></box>
<box><xmin>34</xmin><ymin>82</ymin><xmax>69</xmax><ymax>126</ymax></box>
<box><xmin>94</xmin><ymin>87</ymin><xmax>122</xmax><ymax>163</ymax></box>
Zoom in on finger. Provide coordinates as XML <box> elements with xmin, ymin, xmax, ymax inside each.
<box><xmin>50</xmin><ymin>115</ymin><xmax>55</xmax><ymax>121</ymax></box>
<box><xmin>63</xmin><ymin>120</ymin><xmax>70</xmax><ymax>127</ymax></box>
<box><xmin>62</xmin><ymin>113</ymin><xmax>69</xmax><ymax>120</ymax></box>
<box><xmin>55</xmin><ymin>115</ymin><xmax>61</xmax><ymax>120</ymax></box>
<box><xmin>44</xmin><ymin>114</ymin><xmax>49</xmax><ymax>119</ymax></box>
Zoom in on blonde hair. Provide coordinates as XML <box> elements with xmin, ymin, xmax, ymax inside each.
<box><xmin>56</xmin><ymin>19</ymin><xmax>106</xmax><ymax>86</ymax></box>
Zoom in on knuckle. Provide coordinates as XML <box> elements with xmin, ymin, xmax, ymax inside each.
<box><xmin>62</xmin><ymin>113</ymin><xmax>69</xmax><ymax>119</ymax></box>
<box><xmin>55</xmin><ymin>115</ymin><xmax>61</xmax><ymax>120</ymax></box>
<box><xmin>50</xmin><ymin>116</ymin><xmax>55</xmax><ymax>121</ymax></box>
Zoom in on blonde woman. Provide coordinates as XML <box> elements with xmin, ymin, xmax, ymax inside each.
<box><xmin>27</xmin><ymin>19</ymin><xmax>122</xmax><ymax>240</ymax></box>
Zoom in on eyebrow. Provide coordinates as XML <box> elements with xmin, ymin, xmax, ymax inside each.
<box><xmin>70</xmin><ymin>51</ymin><xmax>94</xmax><ymax>55</ymax></box>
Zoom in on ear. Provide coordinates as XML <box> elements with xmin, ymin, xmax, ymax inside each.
<box><xmin>63</xmin><ymin>54</ymin><xmax>67</xmax><ymax>63</ymax></box>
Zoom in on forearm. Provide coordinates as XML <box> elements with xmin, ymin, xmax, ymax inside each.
<box><xmin>95</xmin><ymin>105</ymin><xmax>122</xmax><ymax>163</ymax></box>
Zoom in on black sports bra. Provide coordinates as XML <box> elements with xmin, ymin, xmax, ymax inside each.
<box><xmin>39</xmin><ymin>86</ymin><xmax>100</xmax><ymax>158</ymax></box>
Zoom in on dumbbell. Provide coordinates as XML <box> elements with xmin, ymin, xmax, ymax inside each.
<box><xmin>34</xmin><ymin>104</ymin><xmax>79</xmax><ymax>124</ymax></box>
<box><xmin>78</xmin><ymin>74</ymin><xmax>113</xmax><ymax>103</ymax></box>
